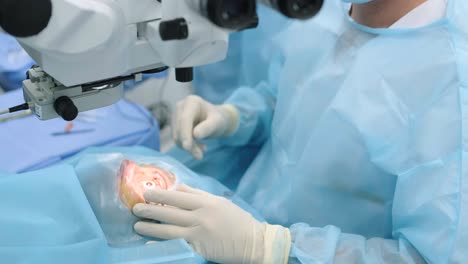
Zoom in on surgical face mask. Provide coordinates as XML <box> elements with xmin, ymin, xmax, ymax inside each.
<box><xmin>341</xmin><ymin>0</ymin><xmax>374</xmax><ymax>3</ymax></box>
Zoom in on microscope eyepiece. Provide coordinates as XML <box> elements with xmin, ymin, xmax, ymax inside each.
<box><xmin>203</xmin><ymin>0</ymin><xmax>258</xmax><ymax>31</ymax></box>
<box><xmin>0</xmin><ymin>0</ymin><xmax>52</xmax><ymax>37</ymax></box>
<box><xmin>199</xmin><ymin>0</ymin><xmax>322</xmax><ymax>31</ymax></box>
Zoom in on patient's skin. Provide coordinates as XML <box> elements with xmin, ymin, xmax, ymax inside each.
<box><xmin>119</xmin><ymin>160</ymin><xmax>177</xmax><ymax>209</ymax></box>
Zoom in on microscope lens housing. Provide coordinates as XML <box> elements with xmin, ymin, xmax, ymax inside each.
<box><xmin>259</xmin><ymin>0</ymin><xmax>323</xmax><ymax>19</ymax></box>
<box><xmin>202</xmin><ymin>0</ymin><xmax>259</xmax><ymax>31</ymax></box>
<box><xmin>0</xmin><ymin>0</ymin><xmax>52</xmax><ymax>37</ymax></box>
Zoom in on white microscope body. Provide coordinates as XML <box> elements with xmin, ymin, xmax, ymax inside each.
<box><xmin>1</xmin><ymin>0</ymin><xmax>322</xmax><ymax>121</ymax></box>
<box><xmin>15</xmin><ymin>0</ymin><xmax>230</xmax><ymax>121</ymax></box>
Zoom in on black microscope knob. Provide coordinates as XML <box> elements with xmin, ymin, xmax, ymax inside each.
<box><xmin>159</xmin><ymin>18</ymin><xmax>189</xmax><ymax>41</ymax></box>
<box><xmin>175</xmin><ymin>67</ymin><xmax>193</xmax><ymax>82</ymax></box>
<box><xmin>54</xmin><ymin>96</ymin><xmax>78</xmax><ymax>121</ymax></box>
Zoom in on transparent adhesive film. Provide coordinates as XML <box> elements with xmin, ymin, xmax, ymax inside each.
<box><xmin>74</xmin><ymin>153</ymin><xmax>185</xmax><ymax>247</ymax></box>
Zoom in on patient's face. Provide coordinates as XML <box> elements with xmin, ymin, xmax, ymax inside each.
<box><xmin>119</xmin><ymin>160</ymin><xmax>176</xmax><ymax>209</ymax></box>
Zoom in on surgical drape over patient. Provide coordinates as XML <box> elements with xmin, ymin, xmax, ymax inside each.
<box><xmin>0</xmin><ymin>147</ymin><xmax>263</xmax><ymax>263</ymax></box>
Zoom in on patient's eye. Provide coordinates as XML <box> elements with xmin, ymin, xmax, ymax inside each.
<box><xmin>143</xmin><ymin>181</ymin><xmax>155</xmax><ymax>188</ymax></box>
<box><xmin>119</xmin><ymin>160</ymin><xmax>177</xmax><ymax>210</ymax></box>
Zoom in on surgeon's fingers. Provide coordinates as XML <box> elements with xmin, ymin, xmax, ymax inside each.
<box><xmin>172</xmin><ymin>103</ymin><xmax>184</xmax><ymax>147</ymax></box>
<box><xmin>177</xmin><ymin>185</ymin><xmax>212</xmax><ymax>197</ymax></box>
<box><xmin>134</xmin><ymin>222</ymin><xmax>187</xmax><ymax>240</ymax></box>
<box><xmin>193</xmin><ymin>118</ymin><xmax>223</xmax><ymax>139</ymax></box>
<box><xmin>133</xmin><ymin>203</ymin><xmax>195</xmax><ymax>227</ymax></box>
<box><xmin>144</xmin><ymin>189</ymin><xmax>203</xmax><ymax>210</ymax></box>
<box><xmin>189</xmin><ymin>142</ymin><xmax>205</xmax><ymax>160</ymax></box>
<box><xmin>173</xmin><ymin>100</ymin><xmax>189</xmax><ymax>148</ymax></box>
<box><xmin>177</xmin><ymin>100</ymin><xmax>202</xmax><ymax>152</ymax></box>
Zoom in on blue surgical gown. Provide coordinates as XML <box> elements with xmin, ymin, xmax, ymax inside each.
<box><xmin>222</xmin><ymin>0</ymin><xmax>468</xmax><ymax>262</ymax></box>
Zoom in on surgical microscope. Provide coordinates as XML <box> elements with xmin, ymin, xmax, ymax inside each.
<box><xmin>0</xmin><ymin>0</ymin><xmax>323</xmax><ymax>121</ymax></box>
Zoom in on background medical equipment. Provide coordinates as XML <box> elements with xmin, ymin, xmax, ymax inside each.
<box><xmin>0</xmin><ymin>89</ymin><xmax>159</xmax><ymax>173</ymax></box>
<box><xmin>0</xmin><ymin>0</ymin><xmax>323</xmax><ymax>121</ymax></box>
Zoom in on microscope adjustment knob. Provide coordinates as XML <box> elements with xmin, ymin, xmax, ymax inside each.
<box><xmin>54</xmin><ymin>96</ymin><xmax>78</xmax><ymax>121</ymax></box>
<box><xmin>175</xmin><ymin>67</ymin><xmax>193</xmax><ymax>83</ymax></box>
<box><xmin>159</xmin><ymin>18</ymin><xmax>189</xmax><ymax>41</ymax></box>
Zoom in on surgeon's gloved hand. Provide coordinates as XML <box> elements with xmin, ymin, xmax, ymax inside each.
<box><xmin>133</xmin><ymin>185</ymin><xmax>291</xmax><ymax>264</ymax></box>
<box><xmin>172</xmin><ymin>95</ymin><xmax>239</xmax><ymax>160</ymax></box>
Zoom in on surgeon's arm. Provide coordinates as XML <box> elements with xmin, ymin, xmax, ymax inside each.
<box><xmin>286</xmin><ymin>161</ymin><xmax>460</xmax><ymax>263</ymax></box>
<box><xmin>172</xmin><ymin>27</ymin><xmax>288</xmax><ymax>158</ymax></box>
<box><xmin>220</xmin><ymin>52</ymin><xmax>284</xmax><ymax>147</ymax></box>
<box><xmin>287</xmin><ymin>224</ymin><xmax>426</xmax><ymax>263</ymax></box>
<box><xmin>171</xmin><ymin>53</ymin><xmax>283</xmax><ymax>158</ymax></box>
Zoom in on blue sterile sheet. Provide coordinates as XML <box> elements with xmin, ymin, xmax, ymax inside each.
<box><xmin>0</xmin><ymin>147</ymin><xmax>261</xmax><ymax>264</ymax></box>
<box><xmin>0</xmin><ymin>89</ymin><xmax>160</xmax><ymax>173</ymax></box>
<box><xmin>0</xmin><ymin>163</ymin><xmax>203</xmax><ymax>264</ymax></box>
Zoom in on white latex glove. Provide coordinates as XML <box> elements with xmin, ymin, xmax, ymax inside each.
<box><xmin>133</xmin><ymin>185</ymin><xmax>291</xmax><ymax>264</ymax></box>
<box><xmin>172</xmin><ymin>95</ymin><xmax>239</xmax><ymax>160</ymax></box>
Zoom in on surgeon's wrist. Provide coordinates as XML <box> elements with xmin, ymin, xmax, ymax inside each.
<box><xmin>263</xmin><ymin>224</ymin><xmax>291</xmax><ymax>264</ymax></box>
<box><xmin>220</xmin><ymin>104</ymin><xmax>239</xmax><ymax>137</ymax></box>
